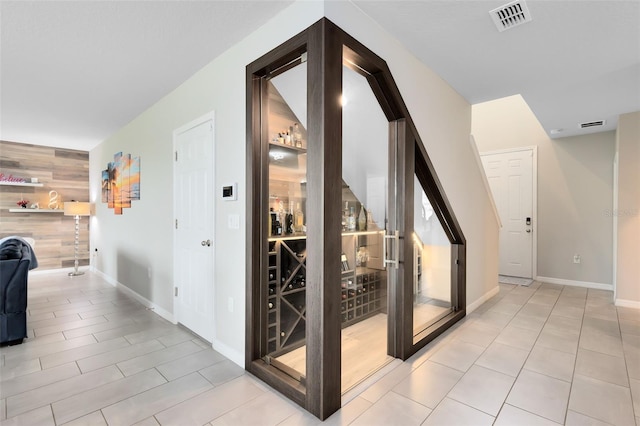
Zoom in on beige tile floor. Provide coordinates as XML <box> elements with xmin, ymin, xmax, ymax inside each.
<box><xmin>1</xmin><ymin>271</ymin><xmax>639</xmax><ymax>425</ymax></box>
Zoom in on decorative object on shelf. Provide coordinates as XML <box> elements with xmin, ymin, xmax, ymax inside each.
<box><xmin>30</xmin><ymin>178</ymin><xmax>38</xmax><ymax>183</ymax></box>
<box><xmin>63</xmin><ymin>201</ymin><xmax>91</xmax><ymax>276</ymax></box>
<box><xmin>30</xmin><ymin>203</ymin><xmax>39</xmax><ymax>209</ymax></box>
<box><xmin>48</xmin><ymin>190</ymin><xmax>59</xmax><ymax>209</ymax></box>
<box><xmin>101</xmin><ymin>152</ymin><xmax>140</xmax><ymax>215</ymax></box>
<box><xmin>341</xmin><ymin>253</ymin><xmax>350</xmax><ymax>272</ymax></box>
<box><xmin>16</xmin><ymin>199</ymin><xmax>29</xmax><ymax>208</ymax></box>
<box><xmin>356</xmin><ymin>246</ymin><xmax>369</xmax><ymax>267</ymax></box>
<box><xmin>0</xmin><ymin>173</ymin><xmax>26</xmax><ymax>183</ymax></box>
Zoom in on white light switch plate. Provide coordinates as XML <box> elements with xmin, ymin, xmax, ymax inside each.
<box><xmin>228</xmin><ymin>214</ymin><xmax>240</xmax><ymax>229</ymax></box>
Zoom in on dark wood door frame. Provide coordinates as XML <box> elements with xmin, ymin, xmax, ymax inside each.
<box><xmin>246</xmin><ymin>17</ymin><xmax>467</xmax><ymax>420</ymax></box>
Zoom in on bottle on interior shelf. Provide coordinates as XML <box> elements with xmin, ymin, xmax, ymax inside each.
<box><xmin>294</xmin><ymin>202</ymin><xmax>304</xmax><ymax>233</ymax></box>
<box><xmin>285</xmin><ymin>205</ymin><xmax>294</xmax><ymax>235</ymax></box>
<box><xmin>342</xmin><ymin>202</ymin><xmax>348</xmax><ymax>231</ymax></box>
<box><xmin>275</xmin><ymin>217</ymin><xmax>282</xmax><ymax>235</ymax></box>
<box><xmin>293</xmin><ymin>123</ymin><xmax>302</xmax><ymax>148</ymax></box>
<box><xmin>347</xmin><ymin>207</ymin><xmax>356</xmax><ymax>231</ymax></box>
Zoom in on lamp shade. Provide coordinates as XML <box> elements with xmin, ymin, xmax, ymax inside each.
<box><xmin>64</xmin><ymin>201</ymin><xmax>91</xmax><ymax>216</ymax></box>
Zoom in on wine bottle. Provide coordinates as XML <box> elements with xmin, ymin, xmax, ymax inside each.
<box><xmin>294</xmin><ymin>202</ymin><xmax>304</xmax><ymax>232</ymax></box>
<box><xmin>285</xmin><ymin>210</ymin><xmax>293</xmax><ymax>234</ymax></box>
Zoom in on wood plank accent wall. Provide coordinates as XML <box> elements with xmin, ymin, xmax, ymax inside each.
<box><xmin>0</xmin><ymin>140</ymin><xmax>90</xmax><ymax>270</ymax></box>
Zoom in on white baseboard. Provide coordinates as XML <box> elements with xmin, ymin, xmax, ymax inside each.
<box><xmin>536</xmin><ymin>276</ymin><xmax>613</xmax><ymax>291</ymax></box>
<box><xmin>615</xmin><ymin>298</ymin><xmax>640</xmax><ymax>309</ymax></box>
<box><xmin>91</xmin><ymin>268</ymin><xmax>176</xmax><ymax>324</ymax></box>
<box><xmin>467</xmin><ymin>285</ymin><xmax>500</xmax><ymax>314</ymax></box>
<box><xmin>212</xmin><ymin>338</ymin><xmax>244</xmax><ymax>368</ymax></box>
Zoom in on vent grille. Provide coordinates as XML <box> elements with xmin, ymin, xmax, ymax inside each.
<box><xmin>490</xmin><ymin>1</ymin><xmax>533</xmax><ymax>32</ymax></box>
<box><xmin>581</xmin><ymin>120</ymin><xmax>606</xmax><ymax>129</ymax></box>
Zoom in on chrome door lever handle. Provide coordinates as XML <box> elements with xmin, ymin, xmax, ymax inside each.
<box><xmin>201</xmin><ymin>239</ymin><xmax>211</xmax><ymax>246</ymax></box>
<box><xmin>526</xmin><ymin>229</ymin><xmax>531</xmax><ymax>233</ymax></box>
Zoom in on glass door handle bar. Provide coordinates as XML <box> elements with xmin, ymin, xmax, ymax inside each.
<box><xmin>383</xmin><ymin>230</ymin><xmax>400</xmax><ymax>269</ymax></box>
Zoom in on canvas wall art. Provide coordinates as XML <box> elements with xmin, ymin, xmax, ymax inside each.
<box><xmin>101</xmin><ymin>152</ymin><xmax>140</xmax><ymax>215</ymax></box>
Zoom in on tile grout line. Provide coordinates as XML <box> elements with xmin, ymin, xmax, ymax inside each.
<box><xmin>617</xmin><ymin>306</ymin><xmax>639</xmax><ymax>422</ymax></box>
<box><xmin>487</xmin><ymin>281</ymin><xmax>548</xmax><ymax>423</ymax></box>
<box><xmin>561</xmin><ymin>286</ymin><xmax>587</xmax><ymax>425</ymax></box>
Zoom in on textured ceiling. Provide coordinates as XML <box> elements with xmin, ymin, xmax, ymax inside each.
<box><xmin>1</xmin><ymin>0</ymin><xmax>639</xmax><ymax>150</ymax></box>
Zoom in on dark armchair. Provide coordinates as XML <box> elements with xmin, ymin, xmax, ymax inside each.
<box><xmin>0</xmin><ymin>237</ymin><xmax>38</xmax><ymax>345</ymax></box>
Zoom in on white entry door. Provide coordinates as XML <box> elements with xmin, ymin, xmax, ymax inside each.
<box><xmin>481</xmin><ymin>149</ymin><xmax>534</xmax><ymax>278</ymax></box>
<box><xmin>173</xmin><ymin>114</ymin><xmax>215</xmax><ymax>341</ymax></box>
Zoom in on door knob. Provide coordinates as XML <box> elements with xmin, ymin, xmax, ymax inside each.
<box><xmin>201</xmin><ymin>239</ymin><xmax>211</xmax><ymax>246</ymax></box>
<box><xmin>526</xmin><ymin>229</ymin><xmax>531</xmax><ymax>233</ymax></box>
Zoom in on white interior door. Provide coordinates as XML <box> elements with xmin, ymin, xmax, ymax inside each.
<box><xmin>481</xmin><ymin>149</ymin><xmax>533</xmax><ymax>278</ymax></box>
<box><xmin>173</xmin><ymin>114</ymin><xmax>215</xmax><ymax>341</ymax></box>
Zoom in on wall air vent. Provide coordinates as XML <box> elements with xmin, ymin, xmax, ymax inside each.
<box><xmin>580</xmin><ymin>120</ymin><xmax>606</xmax><ymax>129</ymax></box>
<box><xmin>490</xmin><ymin>1</ymin><xmax>533</xmax><ymax>32</ymax></box>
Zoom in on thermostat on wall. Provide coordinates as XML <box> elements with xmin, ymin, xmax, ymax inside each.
<box><xmin>222</xmin><ymin>183</ymin><xmax>237</xmax><ymax>201</ymax></box>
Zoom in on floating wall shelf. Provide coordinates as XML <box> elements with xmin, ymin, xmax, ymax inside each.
<box><xmin>0</xmin><ymin>181</ymin><xmax>44</xmax><ymax>187</ymax></box>
<box><xmin>8</xmin><ymin>209</ymin><xmax>63</xmax><ymax>213</ymax></box>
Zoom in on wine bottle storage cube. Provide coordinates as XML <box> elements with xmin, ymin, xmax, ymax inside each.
<box><xmin>268</xmin><ymin>234</ymin><xmax>387</xmax><ymax>356</ymax></box>
<box><xmin>340</xmin><ymin>270</ymin><xmax>385</xmax><ymax>328</ymax></box>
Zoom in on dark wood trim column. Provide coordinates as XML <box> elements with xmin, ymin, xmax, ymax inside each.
<box><xmin>398</xmin><ymin>121</ymin><xmax>416</xmax><ymax>359</ymax></box>
<box><xmin>305</xmin><ymin>18</ymin><xmax>342</xmax><ymax>420</ymax></box>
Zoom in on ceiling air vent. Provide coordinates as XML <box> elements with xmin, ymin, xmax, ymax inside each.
<box><xmin>490</xmin><ymin>1</ymin><xmax>533</xmax><ymax>32</ymax></box>
<box><xmin>580</xmin><ymin>120</ymin><xmax>606</xmax><ymax>129</ymax></box>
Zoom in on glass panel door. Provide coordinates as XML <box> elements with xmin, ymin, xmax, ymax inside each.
<box><xmin>412</xmin><ymin>175</ymin><xmax>453</xmax><ymax>342</ymax></box>
<box><xmin>263</xmin><ymin>61</ymin><xmax>308</xmax><ymax>380</ymax></box>
<box><xmin>340</xmin><ymin>62</ymin><xmax>392</xmax><ymax>392</ymax></box>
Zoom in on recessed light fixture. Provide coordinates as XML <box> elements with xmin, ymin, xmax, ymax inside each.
<box><xmin>550</xmin><ymin>128</ymin><xmax>564</xmax><ymax>135</ymax></box>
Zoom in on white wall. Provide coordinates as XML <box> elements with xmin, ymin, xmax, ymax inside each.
<box><xmin>90</xmin><ymin>1</ymin><xmax>325</xmax><ymax>365</ymax></box>
<box><xmin>472</xmin><ymin>95</ymin><xmax>616</xmax><ymax>288</ymax></box>
<box><xmin>615</xmin><ymin>111</ymin><xmax>640</xmax><ymax>307</ymax></box>
<box><xmin>90</xmin><ymin>0</ymin><xmax>500</xmax><ymax>367</ymax></box>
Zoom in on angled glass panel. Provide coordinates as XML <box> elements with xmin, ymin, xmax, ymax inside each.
<box><xmin>412</xmin><ymin>174</ymin><xmax>453</xmax><ymax>342</ymax></box>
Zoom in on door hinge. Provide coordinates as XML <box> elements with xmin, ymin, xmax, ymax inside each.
<box><xmin>175</xmin><ymin>219</ymin><xmax>178</xmax><ymax>229</ymax></box>
<box><xmin>174</xmin><ymin>287</ymin><xmax>178</xmax><ymax>297</ymax></box>
<box><xmin>175</xmin><ymin>151</ymin><xmax>178</xmax><ymax>162</ymax></box>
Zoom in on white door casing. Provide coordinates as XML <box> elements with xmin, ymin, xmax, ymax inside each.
<box><xmin>481</xmin><ymin>148</ymin><xmax>535</xmax><ymax>279</ymax></box>
<box><xmin>173</xmin><ymin>113</ymin><xmax>215</xmax><ymax>342</ymax></box>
